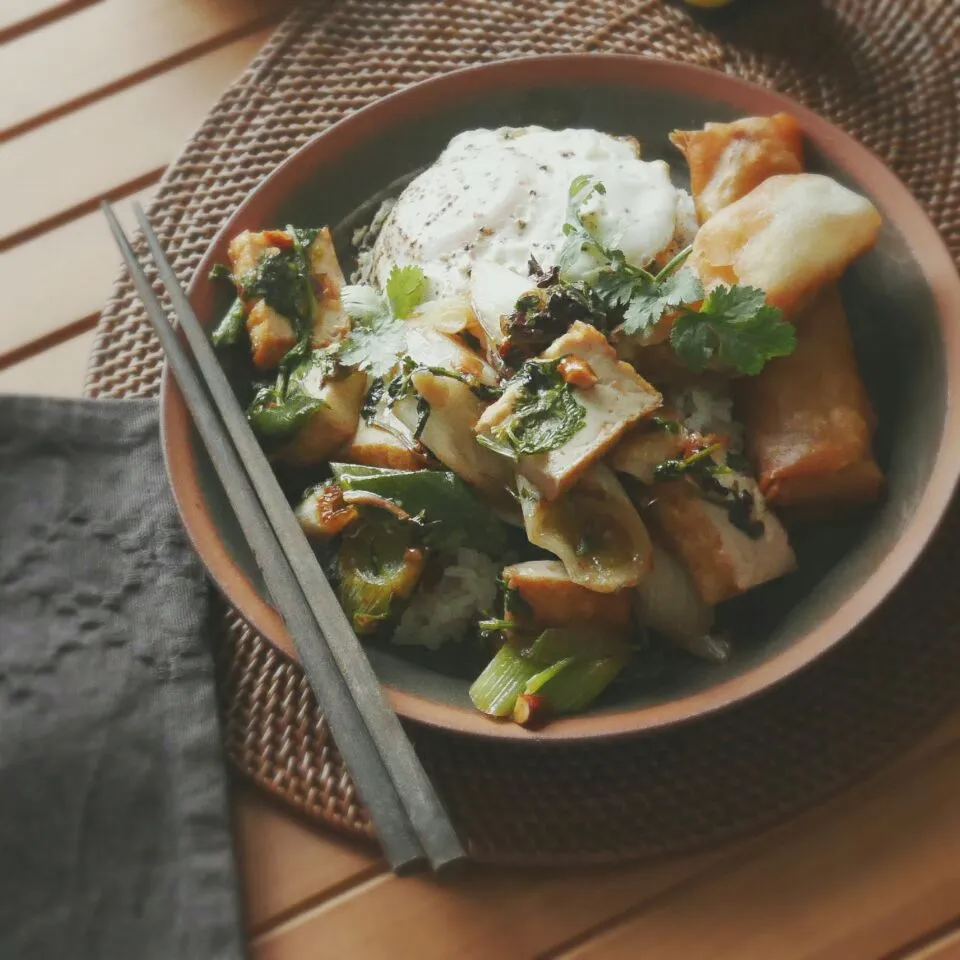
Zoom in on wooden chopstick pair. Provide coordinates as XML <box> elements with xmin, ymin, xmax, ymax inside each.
<box><xmin>102</xmin><ymin>202</ymin><xmax>466</xmax><ymax>875</ymax></box>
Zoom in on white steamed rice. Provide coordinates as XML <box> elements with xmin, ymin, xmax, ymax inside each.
<box><xmin>670</xmin><ymin>385</ymin><xmax>744</xmax><ymax>454</ymax></box>
<box><xmin>391</xmin><ymin>548</ymin><xmax>499</xmax><ymax>650</ymax></box>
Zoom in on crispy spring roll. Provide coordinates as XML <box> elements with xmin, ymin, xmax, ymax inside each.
<box><xmin>737</xmin><ymin>286</ymin><xmax>883</xmax><ymax>511</ymax></box>
<box><xmin>670</xmin><ymin>113</ymin><xmax>804</xmax><ymax>223</ymax></box>
<box><xmin>691</xmin><ymin>173</ymin><xmax>882</xmax><ymax>317</ymax></box>
<box><xmin>639</xmin><ymin>480</ymin><xmax>796</xmax><ymax>605</ymax></box>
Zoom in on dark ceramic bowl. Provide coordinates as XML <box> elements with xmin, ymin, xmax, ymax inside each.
<box><xmin>161</xmin><ymin>55</ymin><xmax>960</xmax><ymax>740</ymax></box>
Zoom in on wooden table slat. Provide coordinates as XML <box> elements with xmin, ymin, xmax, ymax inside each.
<box><xmin>906</xmin><ymin>925</ymin><xmax>960</xmax><ymax>960</ymax></box>
<box><xmin>0</xmin><ymin>183</ymin><xmax>156</xmax><ymax>365</ymax></box>
<box><xmin>0</xmin><ymin>0</ymin><xmax>99</xmax><ymax>42</ymax></box>
<box><xmin>4</xmin><ymin>5</ymin><xmax>960</xmax><ymax>957</ymax></box>
<box><xmin>559</xmin><ymin>743</ymin><xmax>960</xmax><ymax>960</ymax></box>
<box><xmin>0</xmin><ymin>29</ymin><xmax>269</xmax><ymax>249</ymax></box>
<box><xmin>233</xmin><ymin>786</ymin><xmax>381</xmax><ymax>935</ymax></box>
<box><xmin>250</xmin><ymin>712</ymin><xmax>960</xmax><ymax>960</ymax></box>
<box><xmin>0</xmin><ymin>327</ymin><xmax>96</xmax><ymax>396</ymax></box>
<box><xmin>0</xmin><ymin>0</ymin><xmax>286</xmax><ymax>140</ymax></box>
<box><xmin>251</xmin><ymin>850</ymin><xmax>726</xmax><ymax>960</ymax></box>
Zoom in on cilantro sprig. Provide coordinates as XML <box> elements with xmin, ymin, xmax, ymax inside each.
<box><xmin>670</xmin><ymin>285</ymin><xmax>796</xmax><ymax>376</ymax></box>
<box><xmin>556</xmin><ymin>174</ymin><xmax>795</xmax><ymax>375</ymax></box>
<box><xmin>556</xmin><ymin>176</ymin><xmax>703</xmax><ymax>337</ymax></box>
<box><xmin>594</xmin><ymin>246</ymin><xmax>704</xmax><ymax>337</ymax></box>
<box><xmin>337</xmin><ymin>265</ymin><xmax>428</xmax><ymax>377</ymax></box>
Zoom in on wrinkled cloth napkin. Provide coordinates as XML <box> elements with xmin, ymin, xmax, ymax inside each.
<box><xmin>0</xmin><ymin>397</ymin><xmax>244</xmax><ymax>960</ymax></box>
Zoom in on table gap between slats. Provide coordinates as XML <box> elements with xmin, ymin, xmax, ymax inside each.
<box><xmin>899</xmin><ymin>923</ymin><xmax>960</xmax><ymax>960</ymax></box>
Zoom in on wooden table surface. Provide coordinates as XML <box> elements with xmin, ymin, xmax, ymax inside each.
<box><xmin>4</xmin><ymin>4</ymin><xmax>960</xmax><ymax>957</ymax></box>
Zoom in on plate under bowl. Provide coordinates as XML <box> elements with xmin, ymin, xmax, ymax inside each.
<box><xmin>160</xmin><ymin>55</ymin><xmax>960</xmax><ymax>741</ymax></box>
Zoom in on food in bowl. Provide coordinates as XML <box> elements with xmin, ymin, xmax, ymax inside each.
<box><xmin>207</xmin><ymin>113</ymin><xmax>883</xmax><ymax>728</ymax></box>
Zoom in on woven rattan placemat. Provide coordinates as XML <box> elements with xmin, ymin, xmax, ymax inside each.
<box><xmin>86</xmin><ymin>0</ymin><xmax>960</xmax><ymax>862</ymax></box>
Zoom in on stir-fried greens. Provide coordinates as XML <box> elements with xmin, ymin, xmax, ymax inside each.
<box><xmin>209</xmin><ymin>116</ymin><xmax>884</xmax><ymax>729</ymax></box>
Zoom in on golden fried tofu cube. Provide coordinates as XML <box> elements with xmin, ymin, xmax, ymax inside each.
<box><xmin>278</xmin><ymin>371</ymin><xmax>367</xmax><ymax>466</ymax></box>
<box><xmin>246</xmin><ymin>300</ymin><xmax>296</xmax><ymax>371</ymax></box>
<box><xmin>227</xmin><ymin>230</ymin><xmax>280</xmax><ymax>278</ymax></box>
<box><xmin>501</xmin><ymin>559</ymin><xmax>633</xmax><ymax>631</ymax></box>
<box><xmin>309</xmin><ymin>227</ymin><xmax>350</xmax><ymax>347</ymax></box>
<box><xmin>336</xmin><ymin>418</ymin><xmax>430</xmax><ymax>472</ymax></box>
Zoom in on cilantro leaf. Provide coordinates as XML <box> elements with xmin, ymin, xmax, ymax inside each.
<box><xmin>670</xmin><ymin>285</ymin><xmax>796</xmax><ymax>375</ymax></box>
<box><xmin>338</xmin><ymin>311</ymin><xmax>407</xmax><ymax>377</ymax></box>
<box><xmin>557</xmin><ymin>176</ymin><xmax>609</xmax><ymax>276</ymax></box>
<box><xmin>338</xmin><ymin>271</ymin><xmax>422</xmax><ymax>378</ymax></box>
<box><xmin>593</xmin><ymin>246</ymin><xmax>704</xmax><ymax>338</ymax></box>
<box><xmin>386</xmin><ymin>265</ymin><xmax>428</xmax><ymax>319</ymax></box>
<box><xmin>622</xmin><ymin>266</ymin><xmax>703</xmax><ymax>336</ymax></box>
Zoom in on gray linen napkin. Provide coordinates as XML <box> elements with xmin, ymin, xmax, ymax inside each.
<box><xmin>0</xmin><ymin>397</ymin><xmax>244</xmax><ymax>960</ymax></box>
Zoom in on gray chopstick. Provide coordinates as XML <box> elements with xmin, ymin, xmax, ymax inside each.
<box><xmin>115</xmin><ymin>202</ymin><xmax>465</xmax><ymax>872</ymax></box>
<box><xmin>102</xmin><ymin>204</ymin><xmax>439</xmax><ymax>873</ymax></box>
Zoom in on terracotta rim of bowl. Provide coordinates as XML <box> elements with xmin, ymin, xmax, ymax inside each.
<box><xmin>161</xmin><ymin>54</ymin><xmax>960</xmax><ymax>741</ymax></box>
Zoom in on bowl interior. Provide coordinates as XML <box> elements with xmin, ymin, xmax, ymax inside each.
<box><xmin>176</xmin><ymin>64</ymin><xmax>951</xmax><ymax>734</ymax></box>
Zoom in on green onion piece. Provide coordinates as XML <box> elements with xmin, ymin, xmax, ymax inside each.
<box><xmin>212</xmin><ymin>297</ymin><xmax>247</xmax><ymax>346</ymax></box>
<box><xmin>533</xmin><ymin>657</ymin><xmax>625</xmax><ymax>713</ymax></box>
<box><xmin>470</xmin><ymin>628</ymin><xmax>629</xmax><ymax>721</ymax></box>
<box><xmin>524</xmin><ymin>656</ymin><xmax>575</xmax><ymax>695</ymax></box>
<box><xmin>469</xmin><ymin>645</ymin><xmax>541</xmax><ymax>717</ymax></box>
<box><xmin>247</xmin><ymin>395</ymin><xmax>324</xmax><ymax>440</ymax></box>
<box><xmin>528</xmin><ymin>626</ymin><xmax>629</xmax><ymax>662</ymax></box>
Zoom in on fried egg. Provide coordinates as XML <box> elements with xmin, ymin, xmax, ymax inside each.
<box><xmin>364</xmin><ymin>126</ymin><xmax>697</xmax><ymax>299</ymax></box>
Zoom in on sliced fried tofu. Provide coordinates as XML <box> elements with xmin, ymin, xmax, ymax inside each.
<box><xmin>691</xmin><ymin>173</ymin><xmax>882</xmax><ymax>317</ymax></box>
<box><xmin>501</xmin><ymin>559</ymin><xmax>632</xmax><ymax>630</ymax></box>
<box><xmin>642</xmin><ymin>479</ymin><xmax>795</xmax><ymax>605</ymax></box>
<box><xmin>228</xmin><ymin>231</ymin><xmax>297</xmax><ymax>370</ymax></box>
<box><xmin>475</xmin><ymin>321</ymin><xmax>662</xmax><ymax>499</ymax></box>
<box><xmin>277</xmin><ymin>371</ymin><xmax>367</xmax><ymax>465</ymax></box>
<box><xmin>309</xmin><ymin>226</ymin><xmax>345</xmax><ymax>291</ymax></box>
<box><xmin>246</xmin><ymin>300</ymin><xmax>297</xmax><ymax>371</ymax></box>
<box><xmin>518</xmin><ymin>465</ymin><xmax>652</xmax><ymax>593</ymax></box>
<box><xmin>670</xmin><ymin>113</ymin><xmax>804</xmax><ymax>223</ymax></box>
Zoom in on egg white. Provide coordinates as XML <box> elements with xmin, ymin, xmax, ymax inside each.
<box><xmin>364</xmin><ymin>126</ymin><xmax>697</xmax><ymax>299</ymax></box>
